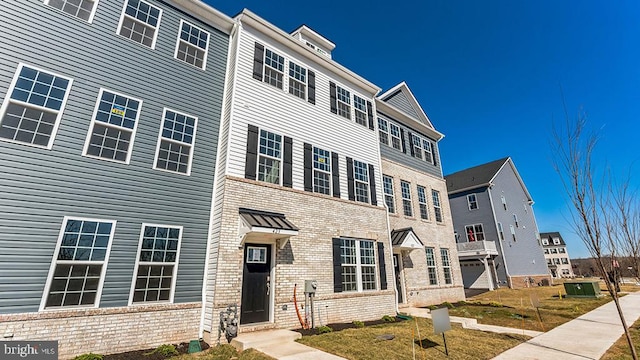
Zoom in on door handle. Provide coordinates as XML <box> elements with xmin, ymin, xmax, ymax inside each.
<box><xmin>266</xmin><ymin>276</ymin><xmax>270</xmax><ymax>296</ymax></box>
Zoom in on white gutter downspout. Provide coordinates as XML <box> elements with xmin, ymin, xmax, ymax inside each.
<box><xmin>487</xmin><ymin>185</ymin><xmax>511</xmax><ymax>288</ymax></box>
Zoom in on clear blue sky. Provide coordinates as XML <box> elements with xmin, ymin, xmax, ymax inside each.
<box><xmin>208</xmin><ymin>1</ymin><xmax>640</xmax><ymax>258</ymax></box>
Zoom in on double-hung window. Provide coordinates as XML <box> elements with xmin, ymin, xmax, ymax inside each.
<box><xmin>542</xmin><ymin>238</ymin><xmax>549</xmax><ymax>245</ymax></box>
<box><xmin>84</xmin><ymin>89</ymin><xmax>141</xmax><ymax>163</ymax></box>
<box><xmin>432</xmin><ymin>190</ymin><xmax>443</xmax><ymax>222</ymax></box>
<box><xmin>467</xmin><ymin>194</ymin><xmax>478</xmax><ymax>210</ymax></box>
<box><xmin>117</xmin><ymin>0</ymin><xmax>162</xmax><ymax>49</ymax></box>
<box><xmin>417</xmin><ymin>185</ymin><xmax>429</xmax><ymax>220</ymax></box>
<box><xmin>336</xmin><ymin>86</ymin><xmax>351</xmax><ymax>119</ymax></box>
<box><xmin>353</xmin><ymin>160</ymin><xmax>369</xmax><ymax>203</ymax></box>
<box><xmin>154</xmin><ymin>108</ymin><xmax>197</xmax><ymax>175</ymax></box>
<box><xmin>561</xmin><ymin>258</ymin><xmax>569</xmax><ymax>264</ymax></box>
<box><xmin>501</xmin><ymin>195</ymin><xmax>507</xmax><ymax>210</ymax></box>
<box><xmin>0</xmin><ymin>64</ymin><xmax>72</xmax><ymax>149</ymax></box>
<box><xmin>288</xmin><ymin>62</ymin><xmax>306</xmax><ymax>99</ymax></box>
<box><xmin>497</xmin><ymin>222</ymin><xmax>505</xmax><ymax>240</ymax></box>
<box><xmin>411</xmin><ymin>134</ymin><xmax>422</xmax><ymax>160</ymax></box>
<box><xmin>510</xmin><ymin>224</ymin><xmax>516</xmax><ymax>241</ymax></box>
<box><xmin>383</xmin><ymin>175</ymin><xmax>395</xmax><ymax>214</ymax></box>
<box><xmin>400</xmin><ymin>180</ymin><xmax>412</xmax><ymax>217</ymax></box>
<box><xmin>554</xmin><ymin>258</ymin><xmax>561</xmax><ymax>265</ymax></box>
<box><xmin>378</xmin><ymin>118</ymin><xmax>389</xmax><ymax>146</ymax></box>
<box><xmin>45</xmin><ymin>0</ymin><xmax>99</xmax><ymax>22</ymax></box>
<box><xmin>423</xmin><ymin>139</ymin><xmax>434</xmax><ymax>164</ymax></box>
<box><xmin>353</xmin><ymin>95</ymin><xmax>367</xmax><ymax>126</ymax></box>
<box><xmin>257</xmin><ymin>129</ymin><xmax>282</xmax><ymax>184</ymax></box>
<box><xmin>339</xmin><ymin>239</ymin><xmax>376</xmax><ymax>292</ymax></box>
<box><xmin>43</xmin><ymin>217</ymin><xmax>115</xmax><ymax>309</ymax></box>
<box><xmin>263</xmin><ymin>49</ymin><xmax>284</xmax><ymax>89</ymax></box>
<box><xmin>130</xmin><ymin>224</ymin><xmax>181</xmax><ymax>304</ymax></box>
<box><xmin>544</xmin><ymin>248</ymin><xmax>550</xmax><ymax>254</ymax></box>
<box><xmin>559</xmin><ymin>247</ymin><xmax>566</xmax><ymax>254</ymax></box>
<box><xmin>174</xmin><ymin>20</ymin><xmax>209</xmax><ymax>69</ymax></box>
<box><xmin>313</xmin><ymin>146</ymin><xmax>331</xmax><ymax>195</ymax></box>
<box><xmin>553</xmin><ymin>237</ymin><xmax>561</xmax><ymax>245</ymax></box>
<box><xmin>513</xmin><ymin>214</ymin><xmax>519</xmax><ymax>227</ymax></box>
<box><xmin>390</xmin><ymin>123</ymin><xmax>402</xmax><ymax>150</ymax></box>
<box><xmin>425</xmin><ymin>247</ymin><xmax>438</xmax><ymax>285</ymax></box>
<box><xmin>441</xmin><ymin>248</ymin><xmax>452</xmax><ymax>284</ymax></box>
<box><xmin>465</xmin><ymin>224</ymin><xmax>485</xmax><ymax>242</ymax></box>
<box><xmin>550</xmin><ymin>248</ymin><xmax>558</xmax><ymax>254</ymax></box>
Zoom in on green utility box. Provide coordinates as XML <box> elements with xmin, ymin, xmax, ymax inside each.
<box><xmin>563</xmin><ymin>281</ymin><xmax>602</xmax><ymax>298</ymax></box>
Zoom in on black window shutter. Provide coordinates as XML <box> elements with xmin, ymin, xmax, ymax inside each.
<box><xmin>408</xmin><ymin>132</ymin><xmax>415</xmax><ymax>157</ymax></box>
<box><xmin>283</xmin><ymin>136</ymin><xmax>293</xmax><ymax>188</ymax></box>
<box><xmin>366</xmin><ymin>101</ymin><xmax>374</xmax><ymax>130</ymax></box>
<box><xmin>331</xmin><ymin>152</ymin><xmax>340</xmax><ymax>198</ymax></box>
<box><xmin>400</xmin><ymin>128</ymin><xmax>407</xmax><ymax>153</ymax></box>
<box><xmin>308</xmin><ymin>70</ymin><xmax>316</xmax><ymax>105</ymax></box>
<box><xmin>303</xmin><ymin>143</ymin><xmax>313</xmax><ymax>192</ymax></box>
<box><xmin>368</xmin><ymin>164</ymin><xmax>377</xmax><ymax>206</ymax></box>
<box><xmin>346</xmin><ymin>157</ymin><xmax>355</xmax><ymax>201</ymax></box>
<box><xmin>252</xmin><ymin>43</ymin><xmax>264</xmax><ymax>81</ymax></box>
<box><xmin>332</xmin><ymin>238</ymin><xmax>343</xmax><ymax>293</ymax></box>
<box><xmin>329</xmin><ymin>82</ymin><xmax>337</xmax><ymax>114</ymax></box>
<box><xmin>378</xmin><ymin>242</ymin><xmax>388</xmax><ymax>290</ymax></box>
<box><xmin>432</xmin><ymin>142</ymin><xmax>438</xmax><ymax>166</ymax></box>
<box><xmin>244</xmin><ymin>125</ymin><xmax>259</xmax><ymax>180</ymax></box>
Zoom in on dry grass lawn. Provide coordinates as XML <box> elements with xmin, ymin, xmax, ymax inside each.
<box><xmin>601</xmin><ymin>319</ymin><xmax>640</xmax><ymax>360</ymax></box>
<box><xmin>297</xmin><ymin>317</ymin><xmax>528</xmax><ymax>360</ymax></box>
<box><xmin>175</xmin><ymin>345</ymin><xmax>275</xmax><ymax>360</ymax></box>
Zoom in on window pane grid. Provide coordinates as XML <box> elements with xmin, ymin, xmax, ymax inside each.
<box><xmin>133</xmin><ymin>225</ymin><xmax>180</xmax><ymax>303</ymax></box>
<box><xmin>119</xmin><ymin>0</ymin><xmax>160</xmax><ymax>48</ymax></box>
<box><xmin>259</xmin><ymin>130</ymin><xmax>281</xmax><ymax>158</ymax></box>
<box><xmin>412</xmin><ymin>135</ymin><xmax>422</xmax><ymax>160</ymax></box>
<box><xmin>422</xmin><ymin>140</ymin><xmax>433</xmax><ymax>163</ymax></box>
<box><xmin>378</xmin><ymin>118</ymin><xmax>389</xmax><ymax>145</ymax></box>
<box><xmin>354</xmin><ymin>96</ymin><xmax>367</xmax><ymax>126</ymax></box>
<box><xmin>390</xmin><ymin>124</ymin><xmax>401</xmax><ymax>150</ymax></box>
<box><xmin>425</xmin><ymin>248</ymin><xmax>437</xmax><ymax>285</ymax></box>
<box><xmin>264</xmin><ymin>49</ymin><xmax>284</xmax><ymax>89</ymax></box>
<box><xmin>258</xmin><ymin>130</ymin><xmax>282</xmax><ymax>184</ymax></box>
<box><xmin>336</xmin><ymin>86</ymin><xmax>351</xmax><ymax>119</ymax></box>
<box><xmin>441</xmin><ymin>249</ymin><xmax>452</xmax><ymax>284</ymax></box>
<box><xmin>432</xmin><ymin>190</ymin><xmax>443</xmax><ymax>222</ymax></box>
<box><xmin>417</xmin><ymin>185</ymin><xmax>428</xmax><ymax>220</ymax></box>
<box><xmin>48</xmin><ymin>0</ymin><xmax>95</xmax><ymax>21</ymax></box>
<box><xmin>353</xmin><ymin>160</ymin><xmax>369</xmax><ymax>203</ymax></box>
<box><xmin>313</xmin><ymin>147</ymin><xmax>331</xmax><ymax>195</ymax></box>
<box><xmin>383</xmin><ymin>175</ymin><xmax>395</xmax><ymax>213</ymax></box>
<box><xmin>401</xmin><ymin>181</ymin><xmax>412</xmax><ymax>217</ymax></box>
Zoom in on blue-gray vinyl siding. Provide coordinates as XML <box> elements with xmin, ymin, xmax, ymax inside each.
<box><xmin>0</xmin><ymin>0</ymin><xmax>229</xmax><ymax>313</ymax></box>
<box><xmin>378</xmin><ymin>112</ymin><xmax>442</xmax><ymax>178</ymax></box>
<box><xmin>448</xmin><ymin>188</ymin><xmax>498</xmax><ymax>243</ymax></box>
<box><xmin>383</xmin><ymin>90</ymin><xmax>420</xmax><ymax>119</ymax></box>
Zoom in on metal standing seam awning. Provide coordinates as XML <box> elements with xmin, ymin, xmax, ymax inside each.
<box><xmin>238</xmin><ymin>208</ymin><xmax>299</xmax><ymax>248</ymax></box>
<box><xmin>391</xmin><ymin>227</ymin><xmax>425</xmax><ymax>252</ymax></box>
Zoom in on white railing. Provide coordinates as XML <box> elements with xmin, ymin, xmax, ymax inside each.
<box><xmin>456</xmin><ymin>240</ymin><xmax>498</xmax><ymax>256</ymax></box>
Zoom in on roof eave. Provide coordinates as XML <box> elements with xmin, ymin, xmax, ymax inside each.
<box><xmin>376</xmin><ymin>99</ymin><xmax>444</xmax><ymax>141</ymax></box>
<box><xmin>166</xmin><ymin>0</ymin><xmax>235</xmax><ymax>34</ymax></box>
<box><xmin>447</xmin><ymin>183</ymin><xmax>491</xmax><ymax>195</ymax></box>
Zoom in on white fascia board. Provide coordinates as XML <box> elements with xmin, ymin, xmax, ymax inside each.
<box><xmin>165</xmin><ymin>0</ymin><xmax>235</xmax><ymax>34</ymax></box>
<box><xmin>488</xmin><ymin>158</ymin><xmax>534</xmax><ymax>202</ymax></box>
<box><xmin>376</xmin><ymin>99</ymin><xmax>444</xmax><ymax>141</ymax></box>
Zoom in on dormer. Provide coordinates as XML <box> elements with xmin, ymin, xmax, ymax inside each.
<box><xmin>290</xmin><ymin>25</ymin><xmax>335</xmax><ymax>59</ymax></box>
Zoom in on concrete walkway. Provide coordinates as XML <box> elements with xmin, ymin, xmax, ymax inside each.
<box><xmin>231</xmin><ymin>329</ymin><xmax>346</xmax><ymax>360</ymax></box>
<box><xmin>403</xmin><ymin>306</ymin><xmax>543</xmax><ymax>337</ymax></box>
<box><xmin>493</xmin><ymin>291</ymin><xmax>640</xmax><ymax>360</ymax></box>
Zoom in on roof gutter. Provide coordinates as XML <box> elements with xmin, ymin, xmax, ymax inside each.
<box><xmin>166</xmin><ymin>0</ymin><xmax>235</xmax><ymax>34</ymax></box>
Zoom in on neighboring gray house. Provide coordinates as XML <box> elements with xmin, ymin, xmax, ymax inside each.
<box><xmin>0</xmin><ymin>0</ymin><xmax>233</xmax><ymax>357</ymax></box>
<box><xmin>540</xmin><ymin>232</ymin><xmax>575</xmax><ymax>278</ymax></box>
<box><xmin>445</xmin><ymin>157</ymin><xmax>550</xmax><ymax>289</ymax></box>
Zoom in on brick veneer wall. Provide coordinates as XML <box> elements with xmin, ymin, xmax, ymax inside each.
<box><xmin>205</xmin><ymin>177</ymin><xmax>396</xmax><ymax>338</ymax></box>
<box><xmin>0</xmin><ymin>303</ymin><xmax>201</xmax><ymax>359</ymax></box>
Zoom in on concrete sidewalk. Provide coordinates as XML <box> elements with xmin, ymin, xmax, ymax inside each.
<box><xmin>231</xmin><ymin>329</ymin><xmax>346</xmax><ymax>360</ymax></box>
<box><xmin>493</xmin><ymin>291</ymin><xmax>640</xmax><ymax>359</ymax></box>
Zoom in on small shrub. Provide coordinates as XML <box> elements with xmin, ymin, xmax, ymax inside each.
<box><xmin>352</xmin><ymin>320</ymin><xmax>365</xmax><ymax>328</ymax></box>
<box><xmin>456</xmin><ymin>300</ymin><xmax>468</xmax><ymax>306</ymax></box>
<box><xmin>382</xmin><ymin>315</ymin><xmax>396</xmax><ymax>322</ymax></box>
<box><xmin>427</xmin><ymin>305</ymin><xmax>438</xmax><ymax>310</ymax></box>
<box><xmin>489</xmin><ymin>301</ymin><xmax>504</xmax><ymax>308</ymax></box>
<box><xmin>73</xmin><ymin>354</ymin><xmax>103</xmax><ymax>360</ymax></box>
<box><xmin>442</xmin><ymin>302</ymin><xmax>454</xmax><ymax>309</ymax></box>
<box><xmin>152</xmin><ymin>344</ymin><xmax>179</xmax><ymax>357</ymax></box>
<box><xmin>316</xmin><ymin>325</ymin><xmax>333</xmax><ymax>334</ymax></box>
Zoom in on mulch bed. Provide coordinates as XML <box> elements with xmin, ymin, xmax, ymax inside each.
<box><xmin>293</xmin><ymin>316</ymin><xmax>407</xmax><ymax>336</ymax></box>
<box><xmin>102</xmin><ymin>340</ymin><xmax>209</xmax><ymax>360</ymax></box>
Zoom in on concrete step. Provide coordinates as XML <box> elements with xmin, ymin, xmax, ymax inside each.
<box><xmin>231</xmin><ymin>329</ymin><xmax>302</xmax><ymax>351</ymax></box>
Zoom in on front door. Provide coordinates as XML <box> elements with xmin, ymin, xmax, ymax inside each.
<box><xmin>241</xmin><ymin>243</ymin><xmax>272</xmax><ymax>324</ymax></box>
<box><xmin>393</xmin><ymin>254</ymin><xmax>404</xmax><ymax>303</ymax></box>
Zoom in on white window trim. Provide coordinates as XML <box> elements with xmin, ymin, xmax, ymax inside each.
<box><xmin>256</xmin><ymin>127</ymin><xmax>283</xmax><ymax>185</ymax></box>
<box><xmin>542</xmin><ymin>238</ymin><xmax>549</xmax><ymax>245</ymax></box>
<box><xmin>467</xmin><ymin>193</ymin><xmax>478</xmax><ymax>210</ymax></box>
<box><xmin>335</xmin><ymin>84</ymin><xmax>351</xmax><ymax>120</ymax></box>
<box><xmin>432</xmin><ymin>189</ymin><xmax>443</xmax><ymax>223</ymax></box>
<box><xmin>400</xmin><ymin>180</ymin><xmax>412</xmax><ymax>217</ymax></box>
<box><xmin>513</xmin><ymin>214</ymin><xmax>519</xmax><ymax>227</ymax></box>
<box><xmin>425</xmin><ymin>247</ymin><xmax>438</xmax><ymax>285</ymax></box>
<box><xmin>152</xmin><ymin>107</ymin><xmax>198</xmax><ymax>176</ymax></box>
<box><xmin>312</xmin><ymin>146</ymin><xmax>331</xmax><ymax>195</ymax></box>
<box><xmin>287</xmin><ymin>60</ymin><xmax>308</xmax><ymax>100</ymax></box>
<box><xmin>378</xmin><ymin>117</ymin><xmax>389</xmax><ymax>146</ymax></box>
<box><xmin>173</xmin><ymin>19</ymin><xmax>210</xmax><ymax>70</ymax></box>
<box><xmin>352</xmin><ymin>160</ymin><xmax>371</xmax><ymax>204</ymax></box>
<box><xmin>465</xmin><ymin>223</ymin><xmax>484</xmax><ymax>242</ymax></box>
<box><xmin>389</xmin><ymin>123</ymin><xmax>402</xmax><ymax>151</ymax></box>
<box><xmin>501</xmin><ymin>194</ymin><xmax>507</xmax><ymax>210</ymax></box>
<box><xmin>382</xmin><ymin>175</ymin><xmax>395</xmax><ymax>214</ymax></box>
<box><xmin>128</xmin><ymin>223</ymin><xmax>182</xmax><ymax>306</ymax></box>
<box><xmin>116</xmin><ymin>0</ymin><xmax>163</xmax><ymax>50</ymax></box>
<box><xmin>411</xmin><ymin>133</ymin><xmax>423</xmax><ymax>160</ymax></box>
<box><xmin>353</xmin><ymin>95</ymin><xmax>368</xmax><ymax>126</ymax></box>
<box><xmin>497</xmin><ymin>222</ymin><xmax>504</xmax><ymax>240</ymax></box>
<box><xmin>0</xmin><ymin>63</ymin><xmax>74</xmax><ymax>150</ymax></box>
<box><xmin>40</xmin><ymin>216</ymin><xmax>116</xmax><ymax>311</ymax></box>
<box><xmin>510</xmin><ymin>224</ymin><xmax>516</xmax><ymax>241</ymax></box>
<box><xmin>82</xmin><ymin>88</ymin><xmax>142</xmax><ymax>165</ymax></box>
<box><xmin>262</xmin><ymin>48</ymin><xmax>285</xmax><ymax>89</ymax></box>
<box><xmin>441</xmin><ymin>248</ymin><xmax>452</xmax><ymax>285</ymax></box>
<box><xmin>43</xmin><ymin>0</ymin><xmax>100</xmax><ymax>23</ymax></box>
<box><xmin>422</xmin><ymin>139</ymin><xmax>434</xmax><ymax>164</ymax></box>
<box><xmin>341</xmin><ymin>239</ymin><xmax>377</xmax><ymax>293</ymax></box>
<box><xmin>417</xmin><ymin>185</ymin><xmax>429</xmax><ymax>220</ymax></box>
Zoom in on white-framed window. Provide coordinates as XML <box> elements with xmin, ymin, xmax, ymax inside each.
<box><xmin>425</xmin><ymin>247</ymin><xmax>438</xmax><ymax>285</ymax></box>
<box><xmin>550</xmin><ymin>248</ymin><xmax>558</xmax><ymax>254</ymax></box>
<box><xmin>441</xmin><ymin>248</ymin><xmax>452</xmax><ymax>285</ymax></box>
<box><xmin>45</xmin><ymin>0</ymin><xmax>99</xmax><ymax>23</ymax></box>
<box><xmin>562</xmin><ymin>258</ymin><xmax>569</xmax><ymax>264</ymax></box>
<box><xmin>0</xmin><ymin>64</ymin><xmax>73</xmax><ymax>149</ymax></box>
<box><xmin>313</xmin><ymin>146</ymin><xmax>331</xmax><ymax>195</ymax></box>
<box><xmin>554</xmin><ymin>258</ymin><xmax>561</xmax><ymax>265</ymax></box>
<box><xmin>501</xmin><ymin>194</ymin><xmax>507</xmax><ymax>210</ymax></box>
<box><xmin>174</xmin><ymin>20</ymin><xmax>210</xmax><ymax>70</ymax></box>
<box><xmin>547</xmin><ymin>258</ymin><xmax>553</xmax><ymax>265</ymax></box>
<box><xmin>353</xmin><ymin>95</ymin><xmax>367</xmax><ymax>127</ymax></box>
<box><xmin>353</xmin><ymin>160</ymin><xmax>370</xmax><ymax>203</ymax></box>
<box><xmin>510</xmin><ymin>224</ymin><xmax>516</xmax><ymax>241</ymax></box>
<box><xmin>400</xmin><ymin>180</ymin><xmax>412</xmax><ymax>217</ymax></box>
<box><xmin>153</xmin><ymin>108</ymin><xmax>197</xmax><ymax>175</ymax></box>
<box><xmin>336</xmin><ymin>86</ymin><xmax>351</xmax><ymax>119</ymax></box>
<box><xmin>417</xmin><ymin>185</ymin><xmax>429</xmax><ymax>220</ymax></box>
<box><xmin>263</xmin><ymin>49</ymin><xmax>285</xmax><ymax>89</ymax></box>
<box><xmin>562</xmin><ymin>269</ymin><xmax>570</xmax><ymax>275</ymax></box>
<box><xmin>288</xmin><ymin>61</ymin><xmax>307</xmax><ymax>99</ymax></box>
<box><xmin>542</xmin><ymin>238</ymin><xmax>549</xmax><ymax>245</ymax></box>
<box><xmin>465</xmin><ymin>224</ymin><xmax>485</xmax><ymax>242</ymax></box>
<box><xmin>339</xmin><ymin>239</ymin><xmax>377</xmax><ymax>292</ymax></box>
<box><xmin>378</xmin><ymin>118</ymin><xmax>389</xmax><ymax>146</ymax></box>
<box><xmin>41</xmin><ymin>217</ymin><xmax>115</xmax><ymax>310</ymax></box>
<box><xmin>117</xmin><ymin>0</ymin><xmax>162</xmax><ymax>49</ymax></box>
<box><xmin>257</xmin><ymin>129</ymin><xmax>282</xmax><ymax>184</ymax></box>
<box><xmin>513</xmin><ymin>214</ymin><xmax>519</xmax><ymax>227</ymax></box>
<box><xmin>422</xmin><ymin>139</ymin><xmax>434</xmax><ymax>164</ymax></box>
<box><xmin>390</xmin><ymin>123</ymin><xmax>402</xmax><ymax>150</ymax></box>
<box><xmin>497</xmin><ymin>222</ymin><xmax>505</xmax><ymax>240</ymax></box>
<box><xmin>382</xmin><ymin>175</ymin><xmax>395</xmax><ymax>214</ymax></box>
<box><xmin>246</xmin><ymin>246</ymin><xmax>267</xmax><ymax>264</ymax></box>
<box><xmin>129</xmin><ymin>224</ymin><xmax>181</xmax><ymax>304</ymax></box>
<box><xmin>411</xmin><ymin>134</ymin><xmax>422</xmax><ymax>160</ymax></box>
<box><xmin>544</xmin><ymin>248</ymin><xmax>549</xmax><ymax>254</ymax></box>
<box><xmin>83</xmin><ymin>89</ymin><xmax>141</xmax><ymax>164</ymax></box>
<box><xmin>553</xmin><ymin>237</ymin><xmax>561</xmax><ymax>245</ymax></box>
<box><xmin>467</xmin><ymin>193</ymin><xmax>478</xmax><ymax>210</ymax></box>
<box><xmin>559</xmin><ymin>247</ymin><xmax>566</xmax><ymax>254</ymax></box>
<box><xmin>432</xmin><ymin>189</ymin><xmax>443</xmax><ymax>223</ymax></box>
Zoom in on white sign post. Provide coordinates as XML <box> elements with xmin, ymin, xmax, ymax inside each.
<box><xmin>432</xmin><ymin>307</ymin><xmax>452</xmax><ymax>356</ymax></box>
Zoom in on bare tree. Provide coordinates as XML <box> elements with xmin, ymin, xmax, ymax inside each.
<box><xmin>612</xmin><ymin>180</ymin><xmax>640</xmax><ymax>283</ymax></box>
<box><xmin>552</xmin><ymin>112</ymin><xmax>638</xmax><ymax>360</ymax></box>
